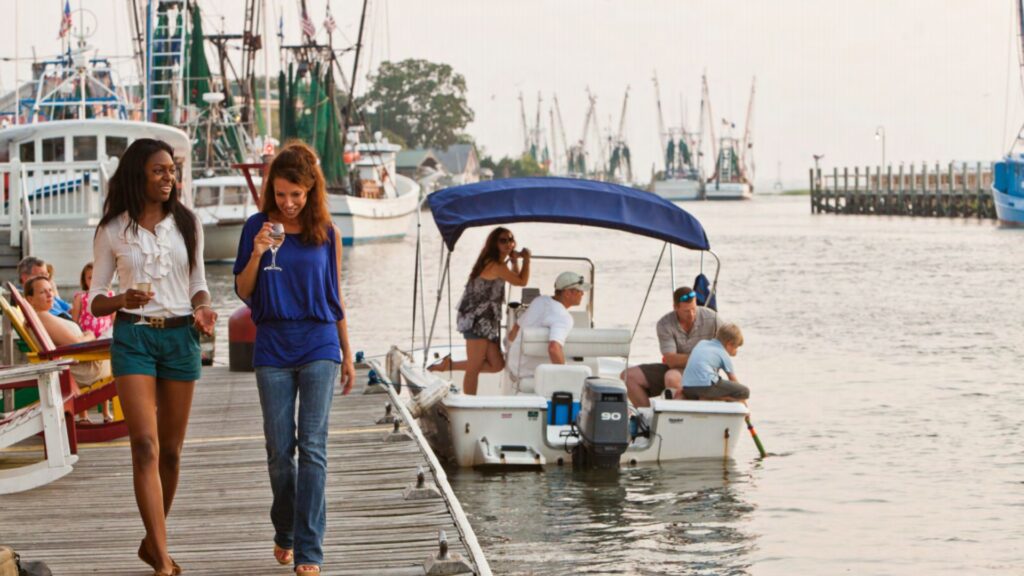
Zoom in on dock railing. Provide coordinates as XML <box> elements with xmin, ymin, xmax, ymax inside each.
<box><xmin>0</xmin><ymin>159</ymin><xmax>110</xmax><ymax>248</ymax></box>
<box><xmin>810</xmin><ymin>161</ymin><xmax>996</xmax><ymax>219</ymax></box>
<box><xmin>370</xmin><ymin>358</ymin><xmax>493</xmax><ymax>576</ymax></box>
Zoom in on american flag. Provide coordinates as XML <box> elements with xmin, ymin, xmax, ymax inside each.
<box><xmin>58</xmin><ymin>0</ymin><xmax>72</xmax><ymax>39</ymax></box>
<box><xmin>324</xmin><ymin>5</ymin><xmax>337</xmax><ymax>34</ymax></box>
<box><xmin>300</xmin><ymin>8</ymin><xmax>316</xmax><ymax>39</ymax></box>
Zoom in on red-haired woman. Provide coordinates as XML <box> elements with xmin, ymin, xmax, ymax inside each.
<box><xmin>430</xmin><ymin>227</ymin><xmax>530</xmax><ymax>395</ymax></box>
<box><xmin>234</xmin><ymin>141</ymin><xmax>355</xmax><ymax>575</ymax></box>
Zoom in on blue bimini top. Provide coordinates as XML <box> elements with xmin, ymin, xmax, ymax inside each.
<box><xmin>234</xmin><ymin>213</ymin><xmax>344</xmax><ymax>368</ymax></box>
<box><xmin>427</xmin><ymin>177</ymin><xmax>710</xmax><ymax>252</ymax></box>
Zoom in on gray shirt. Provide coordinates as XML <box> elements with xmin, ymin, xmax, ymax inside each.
<box><xmin>656</xmin><ymin>307</ymin><xmax>721</xmax><ymax>357</ymax></box>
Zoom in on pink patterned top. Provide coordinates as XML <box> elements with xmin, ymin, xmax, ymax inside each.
<box><xmin>76</xmin><ymin>291</ymin><xmax>114</xmax><ymax>338</ymax></box>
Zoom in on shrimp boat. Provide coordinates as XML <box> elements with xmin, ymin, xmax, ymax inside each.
<box><xmin>705</xmin><ymin>78</ymin><xmax>756</xmax><ymax>201</ymax></box>
<box><xmin>387</xmin><ymin>178</ymin><xmax>749</xmax><ymax>470</ymax></box>
<box><xmin>0</xmin><ymin>41</ymin><xmax>191</xmax><ymax>285</ymax></box>
<box><xmin>327</xmin><ymin>133</ymin><xmax>420</xmax><ymax>245</ymax></box>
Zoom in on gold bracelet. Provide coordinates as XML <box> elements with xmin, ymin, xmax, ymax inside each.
<box><xmin>193</xmin><ymin>304</ymin><xmax>212</xmax><ymax>314</ymax></box>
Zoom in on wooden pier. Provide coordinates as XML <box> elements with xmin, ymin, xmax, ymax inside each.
<box><xmin>809</xmin><ymin>163</ymin><xmax>997</xmax><ymax>219</ymax></box>
<box><xmin>0</xmin><ymin>365</ymin><xmax>489</xmax><ymax>576</ymax></box>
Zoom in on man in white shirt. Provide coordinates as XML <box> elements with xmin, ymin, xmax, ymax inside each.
<box><xmin>504</xmin><ymin>271</ymin><xmax>590</xmax><ymax>384</ymax></box>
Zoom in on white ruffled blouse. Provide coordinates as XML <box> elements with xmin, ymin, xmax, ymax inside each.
<box><xmin>90</xmin><ymin>213</ymin><xmax>208</xmax><ymax>318</ymax></box>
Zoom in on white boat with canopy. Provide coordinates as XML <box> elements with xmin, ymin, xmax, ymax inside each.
<box><xmin>385</xmin><ymin>177</ymin><xmax>749</xmax><ymax>469</ymax></box>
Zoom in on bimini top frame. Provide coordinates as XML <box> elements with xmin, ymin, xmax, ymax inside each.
<box><xmin>414</xmin><ymin>177</ymin><xmax>719</xmax><ymax>366</ymax></box>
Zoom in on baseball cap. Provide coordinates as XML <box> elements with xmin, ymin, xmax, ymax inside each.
<box><xmin>554</xmin><ymin>271</ymin><xmax>592</xmax><ymax>291</ymax></box>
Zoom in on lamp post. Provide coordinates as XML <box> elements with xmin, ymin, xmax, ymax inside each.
<box><xmin>874</xmin><ymin>126</ymin><xmax>886</xmax><ymax>170</ymax></box>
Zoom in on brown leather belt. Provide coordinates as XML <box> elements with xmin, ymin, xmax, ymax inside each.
<box><xmin>115</xmin><ymin>312</ymin><xmax>193</xmax><ymax>329</ymax></box>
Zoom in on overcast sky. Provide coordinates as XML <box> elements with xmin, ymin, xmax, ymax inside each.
<box><xmin>2</xmin><ymin>0</ymin><xmax>1021</xmax><ymax>188</ymax></box>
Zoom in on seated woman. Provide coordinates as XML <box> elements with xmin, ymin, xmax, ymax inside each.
<box><xmin>25</xmin><ymin>275</ymin><xmax>113</xmax><ymax>423</ymax></box>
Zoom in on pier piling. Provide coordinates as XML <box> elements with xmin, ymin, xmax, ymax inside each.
<box><xmin>810</xmin><ymin>161</ymin><xmax>996</xmax><ymax>219</ymax></box>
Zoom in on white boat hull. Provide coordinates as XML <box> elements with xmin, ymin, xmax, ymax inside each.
<box><xmin>201</xmin><ymin>219</ymin><xmax>248</xmax><ymax>261</ymax></box>
<box><xmin>705</xmin><ymin>181</ymin><xmax>753</xmax><ymax>200</ymax></box>
<box><xmin>328</xmin><ymin>174</ymin><xmax>420</xmax><ymax>245</ymax></box>
<box><xmin>652</xmin><ymin>178</ymin><xmax>703</xmax><ymax>201</ymax></box>
<box><xmin>401</xmin><ymin>361</ymin><xmax>748</xmax><ymax>468</ymax></box>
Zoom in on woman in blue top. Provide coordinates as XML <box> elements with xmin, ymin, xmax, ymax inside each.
<box><xmin>234</xmin><ymin>142</ymin><xmax>355</xmax><ymax>576</ymax></box>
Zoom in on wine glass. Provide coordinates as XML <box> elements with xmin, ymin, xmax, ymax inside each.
<box><xmin>264</xmin><ymin>222</ymin><xmax>285</xmax><ymax>271</ymax></box>
<box><xmin>133</xmin><ymin>277</ymin><xmax>152</xmax><ymax>325</ymax></box>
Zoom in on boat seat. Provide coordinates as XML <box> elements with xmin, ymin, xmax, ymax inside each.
<box><xmin>534</xmin><ymin>364</ymin><xmax>591</xmax><ymax>399</ymax></box>
<box><xmin>520</xmin><ymin>327</ymin><xmax>632</xmax><ymax>358</ymax></box>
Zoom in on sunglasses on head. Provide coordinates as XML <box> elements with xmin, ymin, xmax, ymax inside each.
<box><xmin>678</xmin><ymin>291</ymin><xmax>697</xmax><ymax>302</ymax></box>
<box><xmin>498</xmin><ymin>236</ymin><xmax>515</xmax><ymax>244</ymax></box>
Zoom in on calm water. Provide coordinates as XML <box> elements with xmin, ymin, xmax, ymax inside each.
<box><xmin>206</xmin><ymin>196</ymin><xmax>1024</xmax><ymax>575</ymax></box>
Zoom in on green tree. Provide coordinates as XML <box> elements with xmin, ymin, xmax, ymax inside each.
<box><xmin>360</xmin><ymin>59</ymin><xmax>474</xmax><ymax>149</ymax></box>
<box><xmin>480</xmin><ymin>154</ymin><xmax>548</xmax><ymax>179</ymax></box>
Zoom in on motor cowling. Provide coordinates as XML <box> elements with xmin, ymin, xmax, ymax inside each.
<box><xmin>573</xmin><ymin>378</ymin><xmax>629</xmax><ymax>470</ymax></box>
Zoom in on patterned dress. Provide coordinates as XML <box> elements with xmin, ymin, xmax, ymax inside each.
<box><xmin>75</xmin><ymin>291</ymin><xmax>114</xmax><ymax>338</ymax></box>
<box><xmin>456</xmin><ymin>276</ymin><xmax>505</xmax><ymax>341</ymax></box>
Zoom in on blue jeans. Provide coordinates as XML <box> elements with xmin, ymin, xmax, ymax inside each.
<box><xmin>255</xmin><ymin>359</ymin><xmax>339</xmax><ymax>567</ymax></box>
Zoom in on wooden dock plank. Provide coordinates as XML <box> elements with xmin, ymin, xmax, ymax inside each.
<box><xmin>0</xmin><ymin>366</ymin><xmax>478</xmax><ymax>575</ymax></box>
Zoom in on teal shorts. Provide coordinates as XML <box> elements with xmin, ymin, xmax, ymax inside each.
<box><xmin>110</xmin><ymin>319</ymin><xmax>202</xmax><ymax>381</ymax></box>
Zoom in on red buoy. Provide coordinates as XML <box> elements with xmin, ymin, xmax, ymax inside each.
<box><xmin>228</xmin><ymin>306</ymin><xmax>257</xmax><ymax>372</ymax></box>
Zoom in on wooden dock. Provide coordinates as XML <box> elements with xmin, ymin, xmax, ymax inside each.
<box><xmin>0</xmin><ymin>365</ymin><xmax>488</xmax><ymax>575</ymax></box>
<box><xmin>809</xmin><ymin>162</ymin><xmax>997</xmax><ymax>219</ymax></box>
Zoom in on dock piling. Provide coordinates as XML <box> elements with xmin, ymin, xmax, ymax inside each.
<box><xmin>810</xmin><ymin>160</ymin><xmax>996</xmax><ymax>219</ymax></box>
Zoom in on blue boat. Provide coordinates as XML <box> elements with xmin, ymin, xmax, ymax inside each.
<box><xmin>992</xmin><ymin>158</ymin><xmax>1024</xmax><ymax>226</ymax></box>
<box><xmin>993</xmin><ymin>0</ymin><xmax>1024</xmax><ymax>226</ymax></box>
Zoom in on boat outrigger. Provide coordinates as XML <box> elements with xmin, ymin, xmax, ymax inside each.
<box><xmin>388</xmin><ymin>177</ymin><xmax>750</xmax><ymax>470</ymax></box>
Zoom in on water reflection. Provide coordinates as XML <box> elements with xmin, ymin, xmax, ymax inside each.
<box><xmin>451</xmin><ymin>460</ymin><xmax>755</xmax><ymax>575</ymax></box>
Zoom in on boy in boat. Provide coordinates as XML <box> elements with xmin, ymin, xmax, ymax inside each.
<box><xmin>622</xmin><ymin>286</ymin><xmax>722</xmax><ymax>407</ymax></box>
<box><xmin>680</xmin><ymin>323</ymin><xmax>749</xmax><ymax>402</ymax></box>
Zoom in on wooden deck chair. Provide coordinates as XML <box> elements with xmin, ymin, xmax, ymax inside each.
<box><xmin>1</xmin><ymin>282</ymin><xmax>128</xmax><ymax>445</ymax></box>
<box><xmin>0</xmin><ymin>359</ymin><xmax>78</xmax><ymax>495</ymax></box>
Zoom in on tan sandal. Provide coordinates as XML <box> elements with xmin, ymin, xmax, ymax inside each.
<box><xmin>139</xmin><ymin>539</ymin><xmax>182</xmax><ymax>575</ymax></box>
<box><xmin>274</xmin><ymin>544</ymin><xmax>294</xmax><ymax>566</ymax></box>
<box><xmin>295</xmin><ymin>566</ymin><xmax>320</xmax><ymax>575</ymax></box>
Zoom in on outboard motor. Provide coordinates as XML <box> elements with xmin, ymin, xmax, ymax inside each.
<box><xmin>573</xmin><ymin>378</ymin><xmax>630</xmax><ymax>470</ymax></box>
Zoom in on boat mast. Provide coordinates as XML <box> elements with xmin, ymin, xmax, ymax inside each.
<box><xmin>702</xmin><ymin>74</ymin><xmax>719</xmax><ymax>183</ymax></box>
<box><xmin>533</xmin><ymin>91</ymin><xmax>543</xmax><ymax>161</ymax></box>
<box><xmin>518</xmin><ymin>92</ymin><xmax>530</xmax><ymax>157</ymax></box>
<box><xmin>739</xmin><ymin>77</ymin><xmax>756</xmax><ymax>183</ymax></box>
<box><xmin>696</xmin><ymin>76</ymin><xmax>706</xmax><ymax>181</ymax></box>
<box><xmin>652</xmin><ymin>72</ymin><xmax>667</xmax><ymax>171</ymax></box>
<box><xmin>614</xmin><ymin>85</ymin><xmax>631</xmax><ymax>182</ymax></box>
<box><xmin>339</xmin><ymin>0</ymin><xmax>370</xmax><ymax>161</ymax></box>
<box><xmin>262</xmin><ymin>0</ymin><xmax>272</xmax><ymax>140</ymax></box>
<box><xmin>553</xmin><ymin>93</ymin><xmax>571</xmax><ymax>174</ymax></box>
<box><xmin>548</xmin><ymin>104</ymin><xmax>558</xmax><ymax>174</ymax></box>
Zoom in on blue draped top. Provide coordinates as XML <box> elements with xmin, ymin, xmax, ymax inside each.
<box><xmin>233</xmin><ymin>213</ymin><xmax>344</xmax><ymax>368</ymax></box>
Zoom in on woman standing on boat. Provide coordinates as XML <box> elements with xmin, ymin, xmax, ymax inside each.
<box><xmin>234</xmin><ymin>142</ymin><xmax>355</xmax><ymax>576</ymax></box>
<box><xmin>90</xmin><ymin>139</ymin><xmax>216</xmax><ymax>576</ymax></box>
<box><xmin>431</xmin><ymin>227</ymin><xmax>530</xmax><ymax>395</ymax></box>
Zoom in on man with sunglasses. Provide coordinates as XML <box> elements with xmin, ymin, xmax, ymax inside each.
<box><xmin>504</xmin><ymin>271</ymin><xmax>590</xmax><ymax>386</ymax></box>
<box><xmin>622</xmin><ymin>286</ymin><xmax>722</xmax><ymax>407</ymax></box>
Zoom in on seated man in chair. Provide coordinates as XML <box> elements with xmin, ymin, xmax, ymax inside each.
<box><xmin>25</xmin><ymin>276</ymin><xmax>113</xmax><ymax>423</ymax></box>
<box><xmin>504</xmin><ymin>271</ymin><xmax>590</xmax><ymax>386</ymax></box>
<box><xmin>18</xmin><ymin>256</ymin><xmax>72</xmax><ymax>319</ymax></box>
<box><xmin>622</xmin><ymin>286</ymin><xmax>722</xmax><ymax>407</ymax></box>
